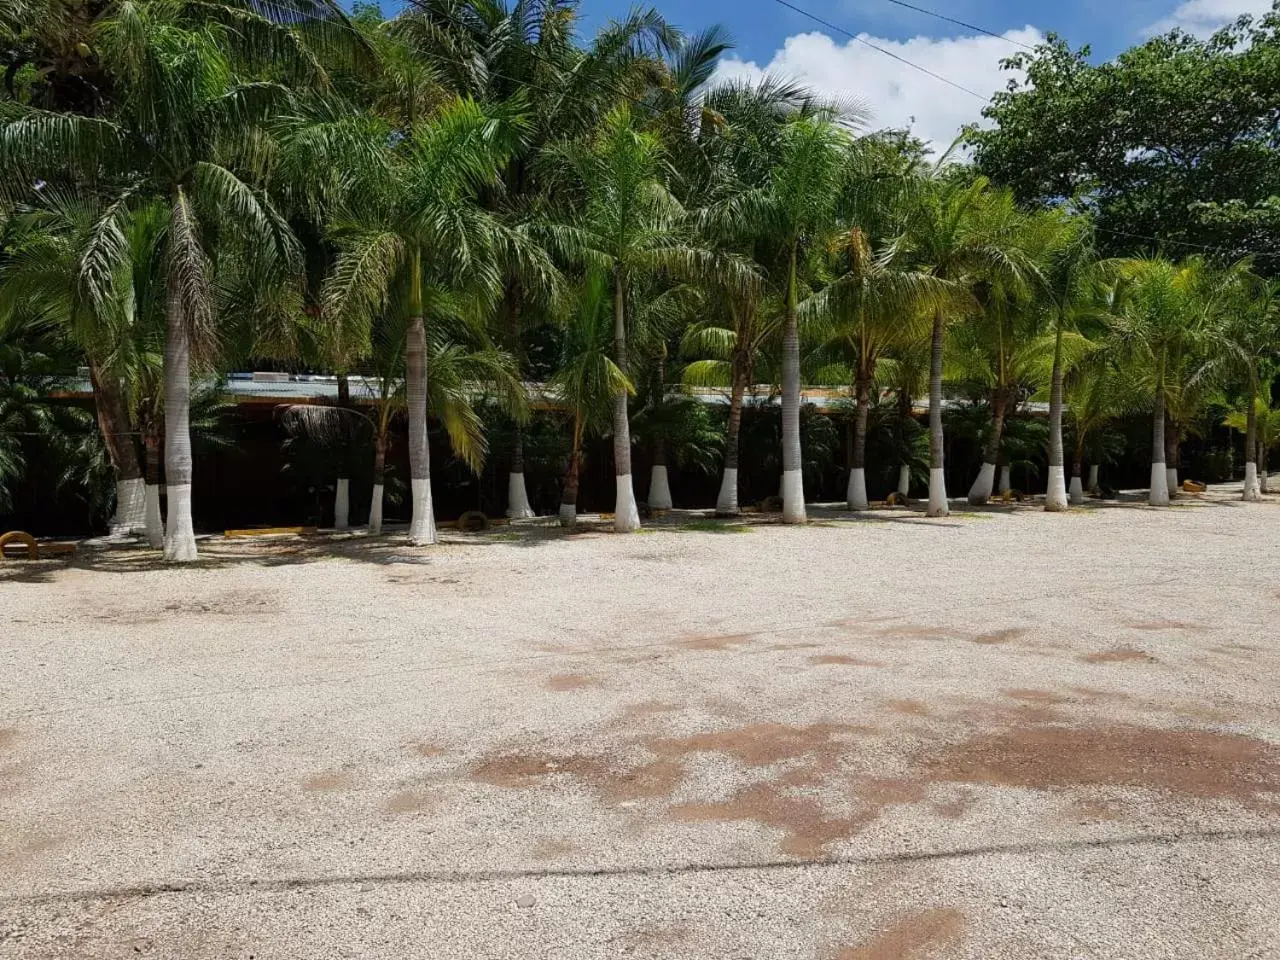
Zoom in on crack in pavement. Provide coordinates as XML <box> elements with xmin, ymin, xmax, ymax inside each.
<box><xmin>5</xmin><ymin>826</ymin><xmax>1278</xmax><ymax>908</ymax></box>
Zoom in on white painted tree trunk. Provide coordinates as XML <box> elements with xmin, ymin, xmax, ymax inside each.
<box><xmin>1069</xmin><ymin>475</ymin><xmax>1084</xmax><ymax>505</ymax></box>
<box><xmin>927</xmin><ymin>468</ymin><xmax>949</xmax><ymax>517</ymax></box>
<box><xmin>1149</xmin><ymin>462</ymin><xmax>1170</xmax><ymax>506</ymax></box>
<box><xmin>648</xmin><ymin>465</ymin><xmax>673</xmax><ymax>510</ymax></box>
<box><xmin>897</xmin><ymin>464</ymin><xmax>910</xmax><ymax>497</ymax></box>
<box><xmin>368</xmin><ymin>483</ymin><xmax>385</xmax><ymax>533</ymax></box>
<box><xmin>781</xmin><ymin>470</ymin><xmax>805</xmax><ymax>523</ymax></box>
<box><xmin>144</xmin><ymin>484</ymin><xmax>164</xmax><ymax>548</ymax></box>
<box><xmin>715</xmin><ymin>468</ymin><xmax>739</xmax><ymax>516</ymax></box>
<box><xmin>112</xmin><ymin>478</ymin><xmax>146</xmax><ymax>536</ymax></box>
<box><xmin>967</xmin><ymin>463</ymin><xmax>996</xmax><ymax>505</ymax></box>
<box><xmin>1166</xmin><ymin>466</ymin><xmax>1178</xmax><ymax>497</ymax></box>
<box><xmin>506</xmin><ymin>472</ymin><xmax>535</xmax><ymax>519</ymax></box>
<box><xmin>846</xmin><ymin>467</ymin><xmax>868</xmax><ymax>511</ymax></box>
<box><xmin>334</xmin><ymin>478</ymin><xmax>350</xmax><ymax>531</ymax></box>
<box><xmin>408</xmin><ymin>478</ymin><xmax>436</xmax><ymax>543</ymax></box>
<box><xmin>164</xmin><ymin>484</ymin><xmax>197</xmax><ymax>562</ymax></box>
<box><xmin>614</xmin><ymin>474</ymin><xmax>640</xmax><ymax>532</ymax></box>
<box><xmin>559</xmin><ymin>502</ymin><xmax>576</xmax><ymax>528</ymax></box>
<box><xmin>1045</xmin><ymin>466</ymin><xmax>1069</xmax><ymax>512</ymax></box>
<box><xmin>1243</xmin><ymin>463</ymin><xmax>1260</xmax><ymax>501</ymax></box>
<box><xmin>1087</xmin><ymin>464</ymin><xmax>1099</xmax><ymax>492</ymax></box>
<box><xmin>999</xmin><ymin>465</ymin><xmax>1012</xmax><ymax>495</ymax></box>
<box><xmin>1261</xmin><ymin>469</ymin><xmax>1271</xmax><ymax>494</ymax></box>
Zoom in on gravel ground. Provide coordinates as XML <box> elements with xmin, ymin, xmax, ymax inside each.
<box><xmin>2</xmin><ymin>487</ymin><xmax>1280</xmax><ymax>959</ymax></box>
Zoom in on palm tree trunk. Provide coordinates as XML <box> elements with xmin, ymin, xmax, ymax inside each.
<box><xmin>405</xmin><ymin>254</ymin><xmax>436</xmax><ymax>544</ymax></box>
<box><xmin>143</xmin><ymin>417</ymin><xmax>164</xmax><ymax>548</ymax></box>
<box><xmin>1149</xmin><ymin>351</ymin><xmax>1169</xmax><ymax>506</ymax></box>
<box><xmin>163</xmin><ymin>281</ymin><xmax>197</xmax><ymax>562</ymax></box>
<box><xmin>781</xmin><ymin>242</ymin><xmax>805</xmax><ymax>523</ymax></box>
<box><xmin>716</xmin><ymin>360</ymin><xmax>747</xmax><ymax>516</ymax></box>
<box><xmin>90</xmin><ymin>361</ymin><xmax>145</xmax><ymax>536</ymax></box>
<box><xmin>369</xmin><ymin>430</ymin><xmax>387</xmax><ymax>533</ymax></box>
<box><xmin>649</xmin><ymin>439</ymin><xmax>672</xmax><ymax>510</ymax></box>
<box><xmin>560</xmin><ymin>418</ymin><xmax>583</xmax><ymax>528</ymax></box>
<box><xmin>503</xmin><ymin>282</ymin><xmax>535</xmax><ymax>520</ymax></box>
<box><xmin>506</xmin><ymin>424</ymin><xmax>535</xmax><ymax>518</ymax></box>
<box><xmin>333</xmin><ymin>372</ymin><xmax>351</xmax><ymax>531</ymax></box>
<box><xmin>1243</xmin><ymin>388</ymin><xmax>1259</xmax><ymax>499</ymax></box>
<box><xmin>1260</xmin><ymin>439</ymin><xmax>1270</xmax><ymax>493</ymax></box>
<box><xmin>611</xmin><ymin>266</ymin><xmax>640</xmax><ymax>531</ymax></box>
<box><xmin>1165</xmin><ymin>418</ymin><xmax>1180</xmax><ymax>496</ymax></box>
<box><xmin>1069</xmin><ymin>431</ymin><xmax>1086</xmax><ymax>505</ymax></box>
<box><xmin>968</xmin><ymin>387</ymin><xmax>1007</xmax><ymax>505</ymax></box>
<box><xmin>847</xmin><ymin>372</ymin><xmax>871</xmax><ymax>510</ymax></box>
<box><xmin>1044</xmin><ymin>322</ymin><xmax>1069</xmax><ymax>511</ymax></box>
<box><xmin>926</xmin><ymin>309</ymin><xmax>948</xmax><ymax>517</ymax></box>
<box><xmin>897</xmin><ymin>386</ymin><xmax>912</xmax><ymax>497</ymax></box>
<box><xmin>1088</xmin><ymin>463</ymin><xmax>1099</xmax><ymax>493</ymax></box>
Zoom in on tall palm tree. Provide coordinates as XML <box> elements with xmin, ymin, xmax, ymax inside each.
<box><xmin>803</xmin><ymin>227</ymin><xmax>953</xmax><ymax>510</ymax></box>
<box><xmin>1037</xmin><ymin>211</ymin><xmax>1098</xmax><ymax>512</ymax></box>
<box><xmin>1</xmin><ymin>0</ymin><xmax>368</xmax><ymax>560</ymax></box>
<box><xmin>1218</xmin><ymin>269</ymin><xmax>1279</xmax><ymax>500</ymax></box>
<box><xmin>545</xmin><ymin>106</ymin><xmax>709</xmax><ymax>532</ymax></box>
<box><xmin>709</xmin><ymin>114</ymin><xmax>858</xmax><ymax>523</ymax></box>
<box><xmin>322</xmin><ymin>97</ymin><xmax>520</xmax><ymax>543</ymax></box>
<box><xmin>900</xmin><ymin>177</ymin><xmax>1033</xmax><ymax>517</ymax></box>
<box><xmin>395</xmin><ymin>0</ymin><xmax>674</xmax><ymax>520</ymax></box>
<box><xmin>1109</xmin><ymin>257</ymin><xmax>1218</xmax><ymax>506</ymax></box>
<box><xmin>549</xmin><ymin>269</ymin><xmax>632</xmax><ymax>526</ymax></box>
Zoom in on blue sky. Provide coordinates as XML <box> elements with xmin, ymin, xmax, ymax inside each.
<box><xmin>368</xmin><ymin>0</ymin><xmax>1272</xmax><ymax>149</ymax></box>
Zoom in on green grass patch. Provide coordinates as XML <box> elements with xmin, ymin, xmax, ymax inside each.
<box><xmin>679</xmin><ymin>519</ymin><xmax>751</xmax><ymax>533</ymax></box>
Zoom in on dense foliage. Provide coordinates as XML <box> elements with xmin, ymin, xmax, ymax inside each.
<box><xmin>2</xmin><ymin>0</ymin><xmax>1278</xmax><ymax>559</ymax></box>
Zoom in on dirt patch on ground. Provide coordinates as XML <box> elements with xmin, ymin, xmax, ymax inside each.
<box><xmin>384</xmin><ymin>790</ymin><xmax>434</xmax><ymax>814</ymax></box>
<box><xmin>0</xmin><ymin>728</ymin><xmax>17</xmax><ymax>751</ymax></box>
<box><xmin>671</xmin><ymin>782</ymin><xmax>862</xmax><ymax>857</ymax></box>
<box><xmin>1127</xmin><ymin>620</ymin><xmax>1207</xmax><ymax>632</ymax></box>
<box><xmin>406</xmin><ymin>741</ymin><xmax>448</xmax><ymax>758</ymax></box>
<box><xmin>530</xmin><ymin>838</ymin><xmax>578</xmax><ymax>860</ymax></box>
<box><xmin>1002</xmin><ymin>688</ymin><xmax>1072</xmax><ymax>704</ymax></box>
<box><xmin>544</xmin><ymin>674</ymin><xmax>604</xmax><ymax>692</ymax></box>
<box><xmin>469</xmin><ymin>749</ymin><xmax>684</xmax><ymax>806</ymax></box>
<box><xmin>1082</xmin><ymin>648</ymin><xmax>1157</xmax><ymax>664</ymax></box>
<box><xmin>674</xmin><ymin>633</ymin><xmax>755</xmax><ymax>652</ymax></box>
<box><xmin>809</xmin><ymin>655</ymin><xmax>885</xmax><ymax>668</ymax></box>
<box><xmin>648</xmin><ymin>723</ymin><xmax>866</xmax><ymax>768</ymax></box>
<box><xmin>884</xmin><ymin>699</ymin><xmax>932</xmax><ymax>717</ymax></box>
<box><xmin>302</xmin><ymin>771</ymin><xmax>349</xmax><ymax>791</ymax></box>
<box><xmin>835</xmin><ymin>908</ymin><xmax>966</xmax><ymax>960</ymax></box>
<box><xmin>929</xmin><ymin>724</ymin><xmax>1280</xmax><ymax>804</ymax></box>
<box><xmin>970</xmin><ymin>628</ymin><xmax>1027</xmax><ymax>645</ymax></box>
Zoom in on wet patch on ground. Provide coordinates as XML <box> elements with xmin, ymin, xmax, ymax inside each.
<box><xmin>835</xmin><ymin>908</ymin><xmax>967</xmax><ymax>960</ymax></box>
<box><xmin>1082</xmin><ymin>648</ymin><xmax>1158</xmax><ymax>664</ymax></box>
<box><xmin>674</xmin><ymin>633</ymin><xmax>755</xmax><ymax>652</ymax></box>
<box><xmin>543</xmin><ymin>673</ymin><xmax>604</xmax><ymax>692</ymax></box>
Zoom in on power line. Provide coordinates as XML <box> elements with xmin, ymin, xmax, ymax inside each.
<box><xmin>768</xmin><ymin>0</ymin><xmax>992</xmax><ymax>102</ymax></box>
<box><xmin>873</xmin><ymin>0</ymin><xmax>1037</xmax><ymax>50</ymax></box>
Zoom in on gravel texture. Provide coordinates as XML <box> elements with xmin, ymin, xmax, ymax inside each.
<box><xmin>2</xmin><ymin>486</ymin><xmax>1280</xmax><ymax>958</ymax></box>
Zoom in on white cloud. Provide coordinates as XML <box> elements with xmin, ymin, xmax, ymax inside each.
<box><xmin>1144</xmin><ymin>0</ymin><xmax>1273</xmax><ymax>36</ymax></box>
<box><xmin>709</xmin><ymin>27</ymin><xmax>1043</xmax><ymax>155</ymax></box>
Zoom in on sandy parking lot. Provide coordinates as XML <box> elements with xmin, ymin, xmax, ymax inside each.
<box><xmin>2</xmin><ymin>490</ymin><xmax>1280</xmax><ymax>959</ymax></box>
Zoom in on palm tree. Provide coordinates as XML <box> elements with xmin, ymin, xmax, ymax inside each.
<box><xmin>900</xmin><ymin>176</ymin><xmax>1034</xmax><ymax>517</ymax></box>
<box><xmin>395</xmin><ymin>0</ymin><xmax>675</xmax><ymax>520</ymax></box>
<box><xmin>1</xmin><ymin>0</ymin><xmax>368</xmax><ymax>560</ymax></box>
<box><xmin>1108</xmin><ymin>257</ymin><xmax>1219</xmax><ymax>506</ymax></box>
<box><xmin>805</xmin><ymin>227</ymin><xmax>955</xmax><ymax>510</ymax></box>
<box><xmin>549</xmin><ymin>269</ymin><xmax>631</xmax><ymax>526</ymax></box>
<box><xmin>1037</xmin><ymin>211</ymin><xmax>1098</xmax><ymax>512</ymax></box>
<box><xmin>709</xmin><ymin>114</ymin><xmax>858</xmax><ymax>523</ymax></box>
<box><xmin>1218</xmin><ymin>269</ymin><xmax>1279</xmax><ymax>500</ymax></box>
<box><xmin>545</xmin><ymin>106</ymin><xmax>709</xmax><ymax>532</ymax></box>
<box><xmin>321</xmin><ymin>96</ymin><xmax>520</xmax><ymax>543</ymax></box>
